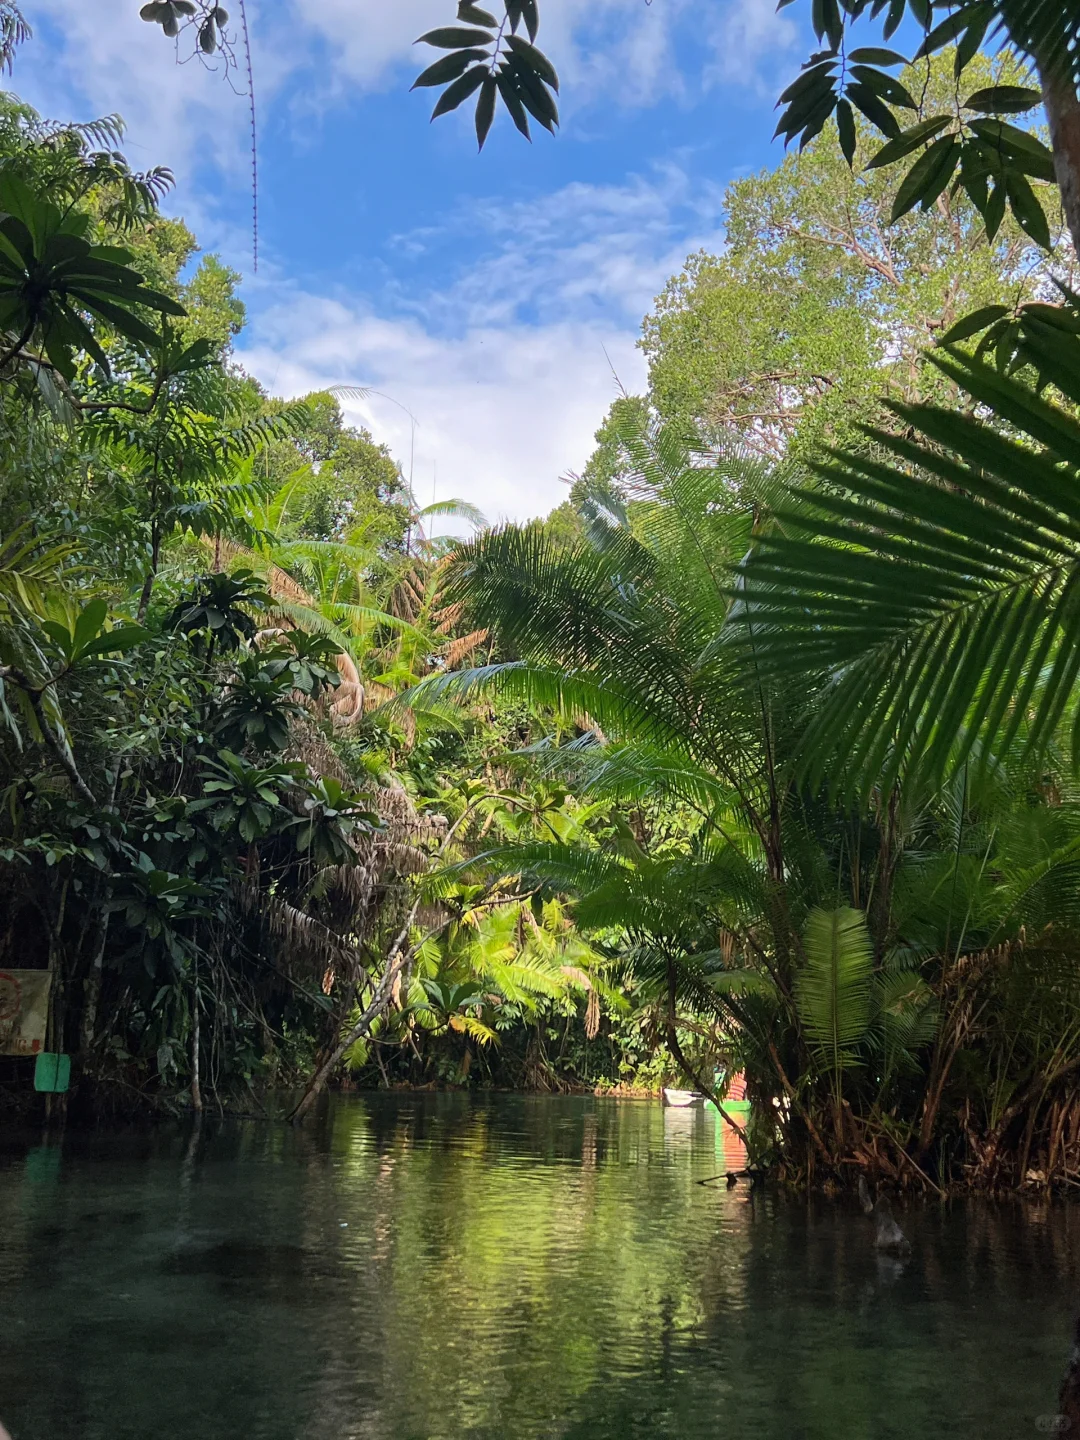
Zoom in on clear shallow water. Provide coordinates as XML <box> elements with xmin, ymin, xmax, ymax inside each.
<box><xmin>0</xmin><ymin>1094</ymin><xmax>1077</xmax><ymax>1440</ymax></box>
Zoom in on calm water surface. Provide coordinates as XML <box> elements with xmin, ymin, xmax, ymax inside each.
<box><xmin>0</xmin><ymin>1093</ymin><xmax>1077</xmax><ymax>1439</ymax></box>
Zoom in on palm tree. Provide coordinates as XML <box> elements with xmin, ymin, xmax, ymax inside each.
<box><xmin>738</xmin><ymin>309</ymin><xmax>1080</xmax><ymax>797</ymax></box>
<box><xmin>406</xmin><ymin>415</ymin><xmax>933</xmax><ymax>1168</ymax></box>
<box><xmin>404</xmin><ymin>411</ymin><xmax>1080</xmax><ymax>1183</ymax></box>
<box><xmin>200</xmin><ymin>460</ymin><xmax>489</xmax><ymax>730</ymax></box>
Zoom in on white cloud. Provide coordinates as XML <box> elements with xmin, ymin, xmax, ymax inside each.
<box><xmin>290</xmin><ymin>0</ymin><xmax>691</xmax><ymax>110</ymax></box>
<box><xmin>20</xmin><ymin>2</ymin><xmax>253</xmax><ymax>184</ymax></box>
<box><xmin>238</xmin><ymin>296</ymin><xmax>645</xmax><ymax>527</ymax></box>
<box><xmin>17</xmin><ymin>7</ymin><xmax>733</xmax><ymax>529</ymax></box>
<box><xmin>235</xmin><ymin>165</ymin><xmax>724</xmax><ymax>528</ymax></box>
<box><xmin>706</xmin><ymin>0</ymin><xmax>800</xmax><ymax>90</ymax></box>
<box><xmin>396</xmin><ymin>164</ymin><xmax>726</xmax><ymax>330</ymax></box>
<box><xmin>22</xmin><ymin>0</ymin><xmax>794</xmax><ymax>165</ymax></box>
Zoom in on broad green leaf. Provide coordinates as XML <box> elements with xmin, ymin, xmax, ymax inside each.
<box><xmin>810</xmin><ymin>0</ymin><xmax>843</xmax><ymax>50</ymax></box>
<box><xmin>416</xmin><ymin>25</ymin><xmax>495</xmax><ymax>48</ymax></box>
<box><xmin>937</xmin><ymin>304</ymin><xmax>1010</xmax><ymax>345</ymax></box>
<box><xmin>72</xmin><ymin>598</ymin><xmax>109</xmax><ymax>655</ymax></box>
<box><xmin>967</xmin><ymin>118</ymin><xmax>1056</xmax><ymax>181</ymax></box>
<box><xmin>848</xmin><ymin>63</ymin><xmax>917</xmax><ymax>108</ymax></box>
<box><xmin>1005</xmin><ymin>170</ymin><xmax>1052</xmax><ymax>250</ymax></box>
<box><xmin>985</xmin><ymin>179</ymin><xmax>1006</xmax><ymax>240</ymax></box>
<box><xmin>835</xmin><ymin>97</ymin><xmax>856</xmax><ymax>165</ymax></box>
<box><xmin>456</xmin><ymin>3</ymin><xmax>497</xmax><ymax>23</ymax></box>
<box><xmin>412</xmin><ymin>49</ymin><xmax>489</xmax><ymax>88</ymax></box>
<box><xmin>775</xmin><ymin>70</ymin><xmax>837</xmax><ymax>139</ymax></box>
<box><xmin>512</xmin><ymin>58</ymin><xmax>558</xmax><ymax>131</ymax></box>
<box><xmin>504</xmin><ymin>34</ymin><xmax>559</xmax><ymax>90</ymax></box>
<box><xmin>963</xmin><ymin>85</ymin><xmax>1042</xmax><ymax>114</ymax></box>
<box><xmin>864</xmin><ymin>115</ymin><xmax>952</xmax><ymax>169</ymax></box>
<box><xmin>847</xmin><ymin>47</ymin><xmax>908</xmax><ymax>65</ymax></box>
<box><xmin>890</xmin><ymin>135</ymin><xmax>960</xmax><ymax>220</ymax></box>
<box><xmin>777</xmin><ymin>58</ymin><xmax>836</xmax><ymax>105</ymax></box>
<box><xmin>915</xmin><ymin>2</ymin><xmax>993</xmax><ymax>60</ymax></box>
<box><xmin>77</xmin><ymin>626</ymin><xmax>150</xmax><ymax>660</ymax></box>
<box><xmin>845</xmin><ymin>81</ymin><xmax>901</xmax><ymax>139</ymax></box>
<box><xmin>476</xmin><ymin>74</ymin><xmax>498</xmax><ymax>148</ymax></box>
<box><xmin>496</xmin><ymin>66</ymin><xmax>531</xmax><ymax>138</ymax></box>
<box><xmin>883</xmin><ymin>0</ymin><xmax>906</xmax><ymax>39</ymax></box>
<box><xmin>431</xmin><ymin>63</ymin><xmax>488</xmax><ymax>119</ymax></box>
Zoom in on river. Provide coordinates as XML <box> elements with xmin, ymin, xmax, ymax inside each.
<box><xmin>0</xmin><ymin>1093</ymin><xmax>1076</xmax><ymax>1438</ymax></box>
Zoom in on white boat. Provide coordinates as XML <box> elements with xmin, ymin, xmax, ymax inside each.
<box><xmin>662</xmin><ymin>1087</ymin><xmax>706</xmax><ymax>1107</ymax></box>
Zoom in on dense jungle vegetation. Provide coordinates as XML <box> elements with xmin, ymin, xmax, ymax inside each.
<box><xmin>5</xmin><ymin>0</ymin><xmax>1080</xmax><ymax>1200</ymax></box>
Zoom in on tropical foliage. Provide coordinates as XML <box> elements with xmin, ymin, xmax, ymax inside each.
<box><xmin>9</xmin><ymin>4</ymin><xmax>1080</xmax><ymax>1205</ymax></box>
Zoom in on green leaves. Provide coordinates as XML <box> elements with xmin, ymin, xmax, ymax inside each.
<box><xmin>769</xmin><ymin>0</ymin><xmax>1070</xmax><ymax>257</ymax></box>
<box><xmin>965</xmin><ymin>118</ymin><xmax>1056</xmax><ymax>181</ymax></box>
<box><xmin>865</xmin><ymin>116</ymin><xmax>952</xmax><ymax>169</ymax></box>
<box><xmin>847</xmin><ymin>47</ymin><xmax>908</xmax><ymax>66</ymax></box>
<box><xmin>810</xmin><ymin>0</ymin><xmax>844</xmax><ymax>51</ymax></box>
<box><xmin>774</xmin><ymin>58</ymin><xmax>839</xmax><ymax>149</ymax></box>
<box><xmin>39</xmin><ymin>599</ymin><xmax>147</xmax><ymax>668</ymax></box>
<box><xmin>192</xmin><ymin>751</ymin><xmax>298</xmax><ymax>844</ymax></box>
<box><xmin>796</xmin><ymin>907</ymin><xmax>874</xmax><ymax>1073</ymax></box>
<box><xmin>458</xmin><ymin>3</ymin><xmax>498</xmax><ymax>23</ymax></box>
<box><xmin>740</xmin><ymin>328</ymin><xmax>1080</xmax><ymax>794</ymax></box>
<box><xmin>412</xmin><ymin>1</ymin><xmax>559</xmax><ymax>149</ymax></box>
<box><xmin>835</xmin><ymin>98</ymin><xmax>856</xmax><ymax>164</ymax></box>
<box><xmin>862</xmin><ymin>111</ymin><xmax>1055</xmax><ymax>250</ymax></box>
<box><xmin>166</xmin><ymin>569</ymin><xmax>269</xmax><ymax>653</ymax></box>
<box><xmin>105</xmin><ymin>852</ymin><xmax>210</xmax><ymax>960</ymax></box>
<box><xmin>416</xmin><ymin>25</ymin><xmax>495</xmax><ymax>48</ymax></box>
<box><xmin>1005</xmin><ymin>168</ymin><xmax>1052</xmax><ymax>249</ymax></box>
<box><xmin>848</xmin><ymin>64</ymin><xmax>916</xmax><ymax>110</ymax></box>
<box><xmin>938</xmin><ymin>303</ymin><xmax>1010</xmax><ymax>345</ymax></box>
<box><xmin>0</xmin><ymin>172</ymin><xmax>185</xmax><ymax>382</ymax></box>
<box><xmin>775</xmin><ymin>50</ymin><xmax>922</xmax><ymax>158</ymax></box>
<box><xmin>963</xmin><ymin>84</ymin><xmax>1042</xmax><ymax>113</ymax></box>
<box><xmin>431</xmin><ymin>63</ymin><xmax>488</xmax><ymax>119</ymax></box>
<box><xmin>504</xmin><ymin>33</ymin><xmax>558</xmax><ymax>87</ymax></box>
<box><xmin>141</xmin><ymin>0</ymin><xmax>228</xmax><ymax>49</ymax></box>
<box><xmin>914</xmin><ymin>2</ymin><xmax>994</xmax><ymax>62</ymax></box>
<box><xmin>413</xmin><ymin>49</ymin><xmax>490</xmax><ymax>89</ymax></box>
<box><xmin>939</xmin><ymin>282</ymin><xmax>1080</xmax><ymax>381</ymax></box>
<box><xmin>476</xmin><ymin>76</ymin><xmax>498</xmax><ymax>148</ymax></box>
<box><xmin>890</xmin><ymin>134</ymin><xmax>961</xmax><ymax>219</ymax></box>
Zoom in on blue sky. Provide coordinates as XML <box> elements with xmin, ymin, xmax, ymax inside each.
<box><xmin>15</xmin><ymin>1</ymin><xmax>812</xmax><ymax>523</ymax></box>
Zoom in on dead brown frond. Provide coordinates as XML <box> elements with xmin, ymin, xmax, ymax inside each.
<box><xmin>441</xmin><ymin>629</ymin><xmax>489</xmax><ymax>669</ymax></box>
<box><xmin>237</xmin><ymin>886</ymin><xmax>363</xmax><ymax>982</ymax></box>
<box><xmin>585</xmin><ymin>987</ymin><xmax>600</xmax><ymax>1040</ymax></box>
<box><xmin>435</xmin><ymin>601</ymin><xmax>464</xmax><ymax>635</ymax></box>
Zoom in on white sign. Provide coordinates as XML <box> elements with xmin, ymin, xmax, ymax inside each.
<box><xmin>0</xmin><ymin>969</ymin><xmax>53</xmax><ymax>1057</ymax></box>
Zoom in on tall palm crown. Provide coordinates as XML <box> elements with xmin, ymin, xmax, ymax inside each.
<box><xmin>433</xmin><ymin>421</ymin><xmax>792</xmax><ymax>883</ymax></box>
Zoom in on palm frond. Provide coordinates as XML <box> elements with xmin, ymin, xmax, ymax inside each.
<box><xmin>740</xmin><ymin>342</ymin><xmax>1080</xmax><ymax>793</ymax></box>
<box><xmin>796</xmin><ymin>906</ymin><xmax>873</xmax><ymax>1073</ymax></box>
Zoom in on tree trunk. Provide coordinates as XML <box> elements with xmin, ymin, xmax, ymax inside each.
<box><xmin>137</xmin><ymin>521</ymin><xmax>162</xmax><ymax>623</ymax></box>
<box><xmin>287</xmin><ymin>951</ymin><xmax>408</xmax><ymax>1123</ymax></box>
<box><xmin>80</xmin><ymin>912</ymin><xmax>110</xmax><ymax>1057</ymax></box>
<box><xmin>1037</xmin><ymin>50</ymin><xmax>1080</xmax><ymax>256</ymax></box>
<box><xmin>190</xmin><ymin>976</ymin><xmax>203</xmax><ymax>1114</ymax></box>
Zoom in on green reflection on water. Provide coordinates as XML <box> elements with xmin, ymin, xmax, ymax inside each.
<box><xmin>0</xmin><ymin>1095</ymin><xmax>1076</xmax><ymax>1440</ymax></box>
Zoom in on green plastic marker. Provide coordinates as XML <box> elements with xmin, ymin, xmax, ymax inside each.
<box><xmin>34</xmin><ymin>1052</ymin><xmax>71</xmax><ymax>1094</ymax></box>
